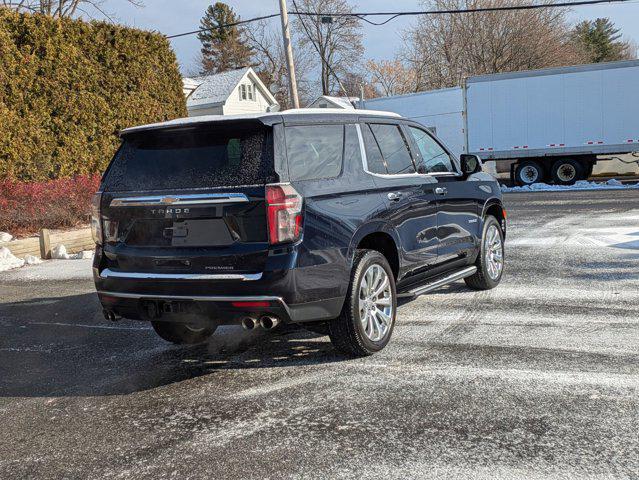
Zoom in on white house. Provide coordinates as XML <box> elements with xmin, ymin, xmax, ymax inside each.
<box><xmin>307</xmin><ymin>95</ymin><xmax>360</xmax><ymax>109</ymax></box>
<box><xmin>183</xmin><ymin>67</ymin><xmax>279</xmax><ymax>117</ymax></box>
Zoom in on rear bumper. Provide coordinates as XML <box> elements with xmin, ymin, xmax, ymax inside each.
<box><xmin>96</xmin><ymin>288</ymin><xmax>343</xmax><ymax>324</ymax></box>
<box><xmin>93</xmin><ymin>257</ymin><xmax>346</xmax><ymax>323</ymax></box>
<box><xmin>93</xmin><ymin>239</ymin><xmax>350</xmax><ymax>324</ymax></box>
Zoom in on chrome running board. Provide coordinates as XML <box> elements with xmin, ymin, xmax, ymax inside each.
<box><xmin>397</xmin><ymin>266</ymin><xmax>477</xmax><ymax>298</ymax></box>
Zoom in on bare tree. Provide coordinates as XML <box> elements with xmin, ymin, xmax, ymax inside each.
<box><xmin>291</xmin><ymin>0</ymin><xmax>363</xmax><ymax>96</ymax></box>
<box><xmin>244</xmin><ymin>19</ymin><xmax>313</xmax><ymax>108</ymax></box>
<box><xmin>1</xmin><ymin>0</ymin><xmax>143</xmax><ymax>20</ymax></box>
<box><xmin>340</xmin><ymin>71</ymin><xmax>379</xmax><ymax>100</ymax></box>
<box><xmin>401</xmin><ymin>0</ymin><xmax>583</xmax><ymax>90</ymax></box>
<box><xmin>366</xmin><ymin>59</ymin><xmax>416</xmax><ymax>96</ymax></box>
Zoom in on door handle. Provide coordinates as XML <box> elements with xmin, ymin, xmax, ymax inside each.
<box><xmin>387</xmin><ymin>192</ymin><xmax>403</xmax><ymax>202</ymax></box>
<box><xmin>434</xmin><ymin>187</ymin><xmax>447</xmax><ymax>196</ymax></box>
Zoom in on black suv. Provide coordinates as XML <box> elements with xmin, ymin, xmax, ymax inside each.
<box><xmin>92</xmin><ymin>109</ymin><xmax>505</xmax><ymax>356</ymax></box>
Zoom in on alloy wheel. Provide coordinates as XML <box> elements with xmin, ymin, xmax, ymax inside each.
<box><xmin>485</xmin><ymin>224</ymin><xmax>504</xmax><ymax>280</ymax></box>
<box><xmin>358</xmin><ymin>264</ymin><xmax>393</xmax><ymax>342</ymax></box>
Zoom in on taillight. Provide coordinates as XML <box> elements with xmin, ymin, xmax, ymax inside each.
<box><xmin>266</xmin><ymin>184</ymin><xmax>303</xmax><ymax>245</ymax></box>
<box><xmin>91</xmin><ymin>192</ymin><xmax>103</xmax><ymax>245</ymax></box>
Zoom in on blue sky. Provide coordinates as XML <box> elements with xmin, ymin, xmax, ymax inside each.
<box><xmin>100</xmin><ymin>0</ymin><xmax>639</xmax><ymax>73</ymax></box>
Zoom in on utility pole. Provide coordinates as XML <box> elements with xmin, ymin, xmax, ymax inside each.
<box><xmin>278</xmin><ymin>0</ymin><xmax>300</xmax><ymax>109</ymax></box>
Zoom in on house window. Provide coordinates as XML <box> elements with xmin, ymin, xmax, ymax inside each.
<box><xmin>239</xmin><ymin>84</ymin><xmax>247</xmax><ymax>101</ymax></box>
<box><xmin>247</xmin><ymin>84</ymin><xmax>254</xmax><ymax>100</ymax></box>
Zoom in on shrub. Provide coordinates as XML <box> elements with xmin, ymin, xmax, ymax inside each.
<box><xmin>0</xmin><ymin>175</ymin><xmax>100</xmax><ymax>236</ymax></box>
<box><xmin>0</xmin><ymin>9</ymin><xmax>187</xmax><ymax>182</ymax></box>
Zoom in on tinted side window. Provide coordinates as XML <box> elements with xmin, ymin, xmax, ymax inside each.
<box><xmin>361</xmin><ymin>124</ymin><xmax>387</xmax><ymax>174</ymax></box>
<box><xmin>285</xmin><ymin>125</ymin><xmax>343</xmax><ymax>181</ymax></box>
<box><xmin>408</xmin><ymin>126</ymin><xmax>455</xmax><ymax>174</ymax></box>
<box><xmin>370</xmin><ymin>124</ymin><xmax>415</xmax><ymax>175</ymax></box>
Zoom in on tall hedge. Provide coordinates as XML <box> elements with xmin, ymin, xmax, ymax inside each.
<box><xmin>0</xmin><ymin>9</ymin><xmax>187</xmax><ymax>181</ymax></box>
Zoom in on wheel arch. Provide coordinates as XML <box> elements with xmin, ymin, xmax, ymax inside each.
<box><xmin>349</xmin><ymin>223</ymin><xmax>401</xmax><ymax>281</ymax></box>
<box><xmin>481</xmin><ymin>199</ymin><xmax>506</xmax><ymax>238</ymax></box>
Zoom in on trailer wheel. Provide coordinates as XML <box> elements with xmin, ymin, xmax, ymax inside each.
<box><xmin>551</xmin><ymin>159</ymin><xmax>583</xmax><ymax>185</ymax></box>
<box><xmin>514</xmin><ymin>160</ymin><xmax>544</xmax><ymax>186</ymax></box>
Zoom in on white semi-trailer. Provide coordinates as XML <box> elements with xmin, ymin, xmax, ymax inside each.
<box><xmin>363</xmin><ymin>60</ymin><xmax>639</xmax><ymax>185</ymax></box>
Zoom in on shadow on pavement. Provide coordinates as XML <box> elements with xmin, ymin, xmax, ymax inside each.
<box><xmin>0</xmin><ymin>293</ymin><xmax>347</xmax><ymax>398</ymax></box>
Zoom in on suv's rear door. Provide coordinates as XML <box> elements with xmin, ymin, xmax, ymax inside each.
<box><xmin>99</xmin><ymin>120</ymin><xmax>278</xmax><ymax>275</ymax></box>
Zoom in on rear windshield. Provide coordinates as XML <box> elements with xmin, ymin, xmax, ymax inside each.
<box><xmin>103</xmin><ymin>123</ymin><xmax>275</xmax><ymax>191</ymax></box>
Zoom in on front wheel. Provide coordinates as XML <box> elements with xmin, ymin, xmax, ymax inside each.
<box><xmin>465</xmin><ymin>216</ymin><xmax>505</xmax><ymax>290</ymax></box>
<box><xmin>152</xmin><ymin>321</ymin><xmax>215</xmax><ymax>345</ymax></box>
<box><xmin>329</xmin><ymin>250</ymin><xmax>397</xmax><ymax>357</ymax></box>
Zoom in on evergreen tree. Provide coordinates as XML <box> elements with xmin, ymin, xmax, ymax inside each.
<box><xmin>197</xmin><ymin>2</ymin><xmax>253</xmax><ymax>74</ymax></box>
<box><xmin>573</xmin><ymin>18</ymin><xmax>633</xmax><ymax>63</ymax></box>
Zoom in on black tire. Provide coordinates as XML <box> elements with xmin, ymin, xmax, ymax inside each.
<box><xmin>465</xmin><ymin>216</ymin><xmax>504</xmax><ymax>290</ymax></box>
<box><xmin>328</xmin><ymin>250</ymin><xmax>397</xmax><ymax>357</ymax></box>
<box><xmin>551</xmin><ymin>158</ymin><xmax>583</xmax><ymax>185</ymax></box>
<box><xmin>514</xmin><ymin>160</ymin><xmax>545</xmax><ymax>186</ymax></box>
<box><xmin>151</xmin><ymin>321</ymin><xmax>215</xmax><ymax>345</ymax></box>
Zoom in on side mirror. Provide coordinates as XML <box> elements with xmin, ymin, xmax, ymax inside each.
<box><xmin>460</xmin><ymin>154</ymin><xmax>482</xmax><ymax>178</ymax></box>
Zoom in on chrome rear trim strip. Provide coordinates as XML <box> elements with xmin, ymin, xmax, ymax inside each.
<box><xmin>99</xmin><ymin>269</ymin><xmax>262</xmax><ymax>281</ymax></box>
<box><xmin>110</xmin><ymin>193</ymin><xmax>249</xmax><ymax>207</ymax></box>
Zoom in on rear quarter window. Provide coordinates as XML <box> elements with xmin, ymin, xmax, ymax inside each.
<box><xmin>103</xmin><ymin>123</ymin><xmax>276</xmax><ymax>192</ymax></box>
<box><xmin>285</xmin><ymin>124</ymin><xmax>344</xmax><ymax>181</ymax></box>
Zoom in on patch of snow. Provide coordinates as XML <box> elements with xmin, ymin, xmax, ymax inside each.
<box><xmin>23</xmin><ymin>254</ymin><xmax>43</xmax><ymax>265</ymax></box>
<box><xmin>0</xmin><ymin>232</ymin><xmax>13</xmax><ymax>242</ymax></box>
<box><xmin>51</xmin><ymin>245</ymin><xmax>94</xmax><ymax>260</ymax></box>
<box><xmin>605</xmin><ymin>178</ymin><xmax>623</xmax><ymax>186</ymax></box>
<box><xmin>0</xmin><ymin>246</ymin><xmax>25</xmax><ymax>272</ymax></box>
<box><xmin>51</xmin><ymin>244</ymin><xmax>70</xmax><ymax>259</ymax></box>
<box><xmin>501</xmin><ymin>179</ymin><xmax>639</xmax><ymax>193</ymax></box>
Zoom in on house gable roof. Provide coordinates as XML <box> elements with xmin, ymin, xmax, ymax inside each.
<box><xmin>183</xmin><ymin>67</ymin><xmax>278</xmax><ymax>109</ymax></box>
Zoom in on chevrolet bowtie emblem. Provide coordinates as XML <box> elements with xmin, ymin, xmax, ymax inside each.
<box><xmin>162</xmin><ymin>197</ymin><xmax>179</xmax><ymax>204</ymax></box>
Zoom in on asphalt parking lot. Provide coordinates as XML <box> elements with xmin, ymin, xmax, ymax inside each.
<box><xmin>1</xmin><ymin>189</ymin><xmax>638</xmax><ymax>479</ymax></box>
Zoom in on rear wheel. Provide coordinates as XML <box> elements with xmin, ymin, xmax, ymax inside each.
<box><xmin>329</xmin><ymin>250</ymin><xmax>397</xmax><ymax>357</ymax></box>
<box><xmin>514</xmin><ymin>160</ymin><xmax>544</xmax><ymax>186</ymax></box>
<box><xmin>551</xmin><ymin>158</ymin><xmax>583</xmax><ymax>185</ymax></box>
<box><xmin>151</xmin><ymin>321</ymin><xmax>215</xmax><ymax>345</ymax></box>
<box><xmin>465</xmin><ymin>216</ymin><xmax>504</xmax><ymax>290</ymax></box>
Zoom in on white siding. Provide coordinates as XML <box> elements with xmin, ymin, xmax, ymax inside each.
<box><xmin>223</xmin><ymin>80</ymin><xmax>272</xmax><ymax>115</ymax></box>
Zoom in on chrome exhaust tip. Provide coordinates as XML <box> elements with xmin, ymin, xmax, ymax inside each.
<box><xmin>241</xmin><ymin>317</ymin><xmax>257</xmax><ymax>330</ymax></box>
<box><xmin>103</xmin><ymin>309</ymin><xmax>121</xmax><ymax>322</ymax></box>
<box><xmin>259</xmin><ymin>316</ymin><xmax>280</xmax><ymax>330</ymax></box>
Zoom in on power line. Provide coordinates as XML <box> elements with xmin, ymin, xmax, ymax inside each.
<box><xmin>166</xmin><ymin>0</ymin><xmax>632</xmax><ymax>39</ymax></box>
